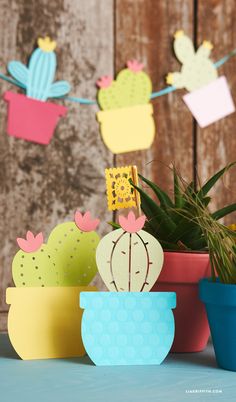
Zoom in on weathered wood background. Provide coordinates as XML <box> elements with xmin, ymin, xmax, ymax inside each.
<box><xmin>0</xmin><ymin>0</ymin><xmax>236</xmax><ymax>331</ymax></box>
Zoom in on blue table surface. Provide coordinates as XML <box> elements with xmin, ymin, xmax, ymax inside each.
<box><xmin>0</xmin><ymin>333</ymin><xmax>235</xmax><ymax>402</ymax></box>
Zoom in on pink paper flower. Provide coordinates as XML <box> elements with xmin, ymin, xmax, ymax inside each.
<box><xmin>17</xmin><ymin>231</ymin><xmax>44</xmax><ymax>253</ymax></box>
<box><xmin>96</xmin><ymin>75</ymin><xmax>113</xmax><ymax>89</ymax></box>
<box><xmin>75</xmin><ymin>211</ymin><xmax>100</xmax><ymax>232</ymax></box>
<box><xmin>127</xmin><ymin>60</ymin><xmax>144</xmax><ymax>73</ymax></box>
<box><xmin>118</xmin><ymin>211</ymin><xmax>146</xmax><ymax>233</ymax></box>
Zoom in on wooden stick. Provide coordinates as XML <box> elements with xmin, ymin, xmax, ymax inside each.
<box><xmin>131</xmin><ymin>165</ymin><xmax>141</xmax><ymax>217</ymax></box>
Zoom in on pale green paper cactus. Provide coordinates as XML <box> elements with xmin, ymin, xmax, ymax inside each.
<box><xmin>12</xmin><ymin>211</ymin><xmax>100</xmax><ymax>287</ymax></box>
<box><xmin>96</xmin><ymin>212</ymin><xmax>164</xmax><ymax>292</ymax></box>
<box><xmin>166</xmin><ymin>30</ymin><xmax>217</xmax><ymax>92</ymax></box>
<box><xmin>97</xmin><ymin>60</ymin><xmax>152</xmax><ymax>110</ymax></box>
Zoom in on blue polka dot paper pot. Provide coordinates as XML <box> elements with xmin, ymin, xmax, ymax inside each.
<box><xmin>80</xmin><ymin>291</ymin><xmax>176</xmax><ymax>366</ymax></box>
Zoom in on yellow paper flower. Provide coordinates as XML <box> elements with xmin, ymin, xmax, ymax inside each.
<box><xmin>105</xmin><ymin>166</ymin><xmax>140</xmax><ymax>211</ymax></box>
<box><xmin>37</xmin><ymin>36</ymin><xmax>56</xmax><ymax>52</ymax></box>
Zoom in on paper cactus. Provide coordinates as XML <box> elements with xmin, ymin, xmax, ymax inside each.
<box><xmin>96</xmin><ymin>212</ymin><xmax>164</xmax><ymax>292</ymax></box>
<box><xmin>8</xmin><ymin>36</ymin><xmax>70</xmax><ymax>101</ymax></box>
<box><xmin>47</xmin><ymin>211</ymin><xmax>100</xmax><ymax>286</ymax></box>
<box><xmin>97</xmin><ymin>60</ymin><xmax>152</xmax><ymax>110</ymax></box>
<box><xmin>12</xmin><ymin>231</ymin><xmax>58</xmax><ymax>287</ymax></box>
<box><xmin>166</xmin><ymin>30</ymin><xmax>217</xmax><ymax>92</ymax></box>
<box><xmin>12</xmin><ymin>211</ymin><xmax>100</xmax><ymax>287</ymax></box>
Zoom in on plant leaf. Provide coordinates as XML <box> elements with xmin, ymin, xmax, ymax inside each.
<box><xmin>212</xmin><ymin>203</ymin><xmax>236</xmax><ymax>220</ymax></box>
<box><xmin>199</xmin><ymin>162</ymin><xmax>236</xmax><ymax>197</ymax></box>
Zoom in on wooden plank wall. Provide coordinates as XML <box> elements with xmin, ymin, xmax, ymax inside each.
<box><xmin>0</xmin><ymin>0</ymin><xmax>236</xmax><ymax>331</ymax></box>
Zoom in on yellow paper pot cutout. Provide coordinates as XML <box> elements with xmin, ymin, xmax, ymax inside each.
<box><xmin>97</xmin><ymin>104</ymin><xmax>155</xmax><ymax>154</ymax></box>
<box><xmin>6</xmin><ymin>286</ymin><xmax>96</xmax><ymax>360</ymax></box>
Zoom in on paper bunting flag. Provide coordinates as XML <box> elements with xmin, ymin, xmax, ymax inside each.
<box><xmin>96</xmin><ymin>60</ymin><xmax>155</xmax><ymax>154</ymax></box>
<box><xmin>4</xmin><ymin>36</ymin><xmax>70</xmax><ymax>144</ymax></box>
<box><xmin>80</xmin><ymin>212</ymin><xmax>176</xmax><ymax>366</ymax></box>
<box><xmin>7</xmin><ymin>211</ymin><xmax>99</xmax><ymax>360</ymax></box>
<box><xmin>167</xmin><ymin>30</ymin><xmax>235</xmax><ymax>127</ymax></box>
<box><xmin>105</xmin><ymin>165</ymin><xmax>140</xmax><ymax>211</ymax></box>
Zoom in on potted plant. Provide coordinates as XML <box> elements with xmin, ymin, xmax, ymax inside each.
<box><xmin>96</xmin><ymin>60</ymin><xmax>155</xmax><ymax>154</ymax></box>
<box><xmin>130</xmin><ymin>163</ymin><xmax>236</xmax><ymax>352</ymax></box>
<box><xmin>167</xmin><ymin>31</ymin><xmax>235</xmax><ymax>127</ymax></box>
<box><xmin>6</xmin><ymin>211</ymin><xmax>99</xmax><ymax>360</ymax></box>
<box><xmin>181</xmin><ymin>190</ymin><xmax>236</xmax><ymax>371</ymax></box>
<box><xmin>80</xmin><ymin>212</ymin><xmax>176</xmax><ymax>366</ymax></box>
<box><xmin>4</xmin><ymin>36</ymin><xmax>70</xmax><ymax>144</ymax></box>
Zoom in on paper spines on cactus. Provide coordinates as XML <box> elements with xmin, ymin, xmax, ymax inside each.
<box><xmin>8</xmin><ymin>36</ymin><xmax>71</xmax><ymax>101</ymax></box>
<box><xmin>12</xmin><ymin>211</ymin><xmax>100</xmax><ymax>288</ymax></box>
<box><xmin>166</xmin><ymin>30</ymin><xmax>217</xmax><ymax>92</ymax></box>
<box><xmin>96</xmin><ymin>211</ymin><xmax>164</xmax><ymax>292</ymax></box>
<box><xmin>97</xmin><ymin>60</ymin><xmax>152</xmax><ymax>110</ymax></box>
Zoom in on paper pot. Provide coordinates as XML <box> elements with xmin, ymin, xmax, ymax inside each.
<box><xmin>152</xmin><ymin>251</ymin><xmax>211</xmax><ymax>352</ymax></box>
<box><xmin>4</xmin><ymin>91</ymin><xmax>67</xmax><ymax>144</ymax></box>
<box><xmin>80</xmin><ymin>291</ymin><xmax>176</xmax><ymax>366</ymax></box>
<box><xmin>96</xmin><ymin>104</ymin><xmax>155</xmax><ymax>154</ymax></box>
<box><xmin>6</xmin><ymin>286</ymin><xmax>96</xmax><ymax>360</ymax></box>
<box><xmin>183</xmin><ymin>76</ymin><xmax>235</xmax><ymax>128</ymax></box>
<box><xmin>200</xmin><ymin>279</ymin><xmax>236</xmax><ymax>371</ymax></box>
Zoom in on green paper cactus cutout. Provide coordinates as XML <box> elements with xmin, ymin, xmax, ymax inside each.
<box><xmin>12</xmin><ymin>231</ymin><xmax>58</xmax><ymax>287</ymax></box>
<box><xmin>47</xmin><ymin>211</ymin><xmax>100</xmax><ymax>286</ymax></box>
<box><xmin>12</xmin><ymin>211</ymin><xmax>100</xmax><ymax>287</ymax></box>
<box><xmin>97</xmin><ymin>60</ymin><xmax>152</xmax><ymax>110</ymax></box>
<box><xmin>166</xmin><ymin>30</ymin><xmax>217</xmax><ymax>92</ymax></box>
<box><xmin>96</xmin><ymin>212</ymin><xmax>164</xmax><ymax>292</ymax></box>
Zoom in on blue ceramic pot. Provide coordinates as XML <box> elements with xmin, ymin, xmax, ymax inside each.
<box><xmin>200</xmin><ymin>278</ymin><xmax>236</xmax><ymax>371</ymax></box>
<box><xmin>80</xmin><ymin>292</ymin><xmax>176</xmax><ymax>366</ymax></box>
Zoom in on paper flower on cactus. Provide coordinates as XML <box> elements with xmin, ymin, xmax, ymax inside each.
<box><xmin>166</xmin><ymin>30</ymin><xmax>217</xmax><ymax>92</ymax></box>
<box><xmin>127</xmin><ymin>60</ymin><xmax>144</xmax><ymax>73</ymax></box>
<box><xmin>17</xmin><ymin>231</ymin><xmax>44</xmax><ymax>253</ymax></box>
<box><xmin>96</xmin><ymin>76</ymin><xmax>113</xmax><ymax>89</ymax></box>
<box><xmin>96</xmin><ymin>212</ymin><xmax>164</xmax><ymax>292</ymax></box>
<box><xmin>7</xmin><ymin>36</ymin><xmax>70</xmax><ymax>101</ymax></box>
<box><xmin>12</xmin><ymin>210</ymin><xmax>100</xmax><ymax>287</ymax></box>
<box><xmin>75</xmin><ymin>211</ymin><xmax>100</xmax><ymax>232</ymax></box>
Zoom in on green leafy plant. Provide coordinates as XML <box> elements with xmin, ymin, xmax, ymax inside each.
<box><xmin>179</xmin><ymin>187</ymin><xmax>236</xmax><ymax>284</ymax></box>
<box><xmin>130</xmin><ymin>162</ymin><xmax>236</xmax><ymax>251</ymax></box>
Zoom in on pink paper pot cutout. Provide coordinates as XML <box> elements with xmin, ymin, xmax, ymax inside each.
<box><xmin>4</xmin><ymin>91</ymin><xmax>67</xmax><ymax>145</ymax></box>
<box><xmin>151</xmin><ymin>251</ymin><xmax>211</xmax><ymax>353</ymax></box>
<box><xmin>183</xmin><ymin>76</ymin><xmax>235</xmax><ymax>128</ymax></box>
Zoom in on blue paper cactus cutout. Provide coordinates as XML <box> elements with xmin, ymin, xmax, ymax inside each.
<box><xmin>8</xmin><ymin>37</ymin><xmax>70</xmax><ymax>101</ymax></box>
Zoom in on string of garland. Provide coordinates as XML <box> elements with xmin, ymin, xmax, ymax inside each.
<box><xmin>0</xmin><ymin>48</ymin><xmax>236</xmax><ymax>105</ymax></box>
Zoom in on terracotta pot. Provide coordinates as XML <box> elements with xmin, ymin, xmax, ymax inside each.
<box><xmin>151</xmin><ymin>251</ymin><xmax>211</xmax><ymax>352</ymax></box>
<box><xmin>96</xmin><ymin>104</ymin><xmax>155</xmax><ymax>154</ymax></box>
<box><xmin>4</xmin><ymin>91</ymin><xmax>67</xmax><ymax>145</ymax></box>
<box><xmin>6</xmin><ymin>286</ymin><xmax>96</xmax><ymax>360</ymax></box>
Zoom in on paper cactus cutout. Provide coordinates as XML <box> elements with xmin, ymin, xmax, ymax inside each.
<box><xmin>12</xmin><ymin>232</ymin><xmax>58</xmax><ymax>287</ymax></box>
<box><xmin>8</xmin><ymin>36</ymin><xmax>71</xmax><ymax>101</ymax></box>
<box><xmin>166</xmin><ymin>30</ymin><xmax>217</xmax><ymax>92</ymax></box>
<box><xmin>105</xmin><ymin>166</ymin><xmax>140</xmax><ymax>211</ymax></box>
<box><xmin>97</xmin><ymin>60</ymin><xmax>152</xmax><ymax>110</ymax></box>
<box><xmin>47</xmin><ymin>211</ymin><xmax>100</xmax><ymax>286</ymax></box>
<box><xmin>96</xmin><ymin>212</ymin><xmax>164</xmax><ymax>292</ymax></box>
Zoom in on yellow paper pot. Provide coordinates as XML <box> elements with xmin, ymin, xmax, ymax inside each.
<box><xmin>97</xmin><ymin>104</ymin><xmax>155</xmax><ymax>154</ymax></box>
<box><xmin>6</xmin><ymin>286</ymin><xmax>96</xmax><ymax>360</ymax></box>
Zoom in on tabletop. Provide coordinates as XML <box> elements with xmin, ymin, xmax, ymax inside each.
<box><xmin>0</xmin><ymin>333</ymin><xmax>235</xmax><ymax>402</ymax></box>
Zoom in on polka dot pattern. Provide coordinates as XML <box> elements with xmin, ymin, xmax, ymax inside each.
<box><xmin>80</xmin><ymin>292</ymin><xmax>176</xmax><ymax>366</ymax></box>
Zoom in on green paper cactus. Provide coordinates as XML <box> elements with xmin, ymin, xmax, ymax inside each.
<box><xmin>12</xmin><ymin>232</ymin><xmax>58</xmax><ymax>287</ymax></box>
<box><xmin>12</xmin><ymin>211</ymin><xmax>100</xmax><ymax>287</ymax></box>
<box><xmin>47</xmin><ymin>211</ymin><xmax>100</xmax><ymax>286</ymax></box>
<box><xmin>166</xmin><ymin>30</ymin><xmax>217</xmax><ymax>92</ymax></box>
<box><xmin>97</xmin><ymin>60</ymin><xmax>152</xmax><ymax>110</ymax></box>
<box><xmin>96</xmin><ymin>212</ymin><xmax>164</xmax><ymax>292</ymax></box>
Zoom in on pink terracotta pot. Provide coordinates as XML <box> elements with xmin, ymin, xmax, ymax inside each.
<box><xmin>151</xmin><ymin>251</ymin><xmax>211</xmax><ymax>353</ymax></box>
<box><xmin>4</xmin><ymin>91</ymin><xmax>67</xmax><ymax>145</ymax></box>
